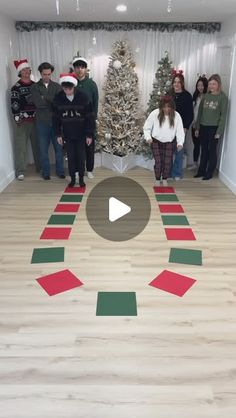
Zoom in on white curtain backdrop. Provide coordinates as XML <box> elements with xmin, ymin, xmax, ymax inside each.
<box><xmin>18</xmin><ymin>29</ymin><xmax>218</xmax><ymax>111</ymax></box>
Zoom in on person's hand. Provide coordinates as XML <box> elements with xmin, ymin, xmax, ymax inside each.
<box><xmin>177</xmin><ymin>144</ymin><xmax>183</xmax><ymax>151</ymax></box>
<box><xmin>86</xmin><ymin>137</ymin><xmax>92</xmax><ymax>146</ymax></box>
<box><xmin>214</xmin><ymin>133</ymin><xmax>220</xmax><ymax>139</ymax></box>
<box><xmin>147</xmin><ymin>139</ymin><xmax>153</xmax><ymax>144</ymax></box>
<box><xmin>57</xmin><ymin>137</ymin><xmax>63</xmax><ymax>145</ymax></box>
<box><xmin>195</xmin><ymin>130</ymin><xmax>199</xmax><ymax>138</ymax></box>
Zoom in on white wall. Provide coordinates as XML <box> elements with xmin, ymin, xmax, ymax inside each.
<box><xmin>218</xmin><ymin>15</ymin><xmax>236</xmax><ymax>194</ymax></box>
<box><xmin>0</xmin><ymin>13</ymin><xmax>18</xmax><ymax>192</ymax></box>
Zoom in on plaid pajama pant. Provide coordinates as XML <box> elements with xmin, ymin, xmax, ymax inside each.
<box><xmin>151</xmin><ymin>138</ymin><xmax>174</xmax><ymax>180</ymax></box>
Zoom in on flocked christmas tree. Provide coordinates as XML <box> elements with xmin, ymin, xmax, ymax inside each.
<box><xmin>98</xmin><ymin>40</ymin><xmax>142</xmax><ymax>156</ymax></box>
<box><xmin>146</xmin><ymin>51</ymin><xmax>174</xmax><ymax>115</ymax></box>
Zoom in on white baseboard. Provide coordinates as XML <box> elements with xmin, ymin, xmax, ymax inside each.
<box><xmin>0</xmin><ymin>170</ymin><xmax>15</xmax><ymax>193</ymax></box>
<box><xmin>219</xmin><ymin>170</ymin><xmax>236</xmax><ymax>195</ymax></box>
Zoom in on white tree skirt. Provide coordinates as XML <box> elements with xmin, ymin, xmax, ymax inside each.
<box><xmin>101</xmin><ymin>152</ymin><xmax>154</xmax><ymax>173</ymax></box>
<box><xmin>95</xmin><ymin>152</ymin><xmax>187</xmax><ymax>173</ymax></box>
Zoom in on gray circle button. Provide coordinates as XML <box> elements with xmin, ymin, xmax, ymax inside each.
<box><xmin>86</xmin><ymin>176</ymin><xmax>151</xmax><ymax>242</ymax></box>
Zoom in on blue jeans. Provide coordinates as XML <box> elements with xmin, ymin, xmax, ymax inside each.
<box><xmin>37</xmin><ymin>122</ymin><xmax>64</xmax><ymax>177</ymax></box>
<box><xmin>171</xmin><ymin>147</ymin><xmax>184</xmax><ymax>178</ymax></box>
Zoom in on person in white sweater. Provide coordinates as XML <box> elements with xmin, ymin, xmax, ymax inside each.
<box><xmin>143</xmin><ymin>96</ymin><xmax>185</xmax><ymax>186</ymax></box>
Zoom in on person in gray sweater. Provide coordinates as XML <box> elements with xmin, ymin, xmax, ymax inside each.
<box><xmin>31</xmin><ymin>62</ymin><xmax>65</xmax><ymax>180</ymax></box>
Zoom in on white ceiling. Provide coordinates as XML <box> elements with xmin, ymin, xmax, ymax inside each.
<box><xmin>0</xmin><ymin>0</ymin><xmax>235</xmax><ymax>22</ymax></box>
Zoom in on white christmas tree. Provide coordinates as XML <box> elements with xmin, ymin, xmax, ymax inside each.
<box><xmin>147</xmin><ymin>51</ymin><xmax>174</xmax><ymax>115</ymax></box>
<box><xmin>98</xmin><ymin>40</ymin><xmax>142</xmax><ymax>157</ymax></box>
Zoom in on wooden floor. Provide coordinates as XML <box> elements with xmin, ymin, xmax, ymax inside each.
<box><xmin>0</xmin><ymin>166</ymin><xmax>236</xmax><ymax>418</ymax></box>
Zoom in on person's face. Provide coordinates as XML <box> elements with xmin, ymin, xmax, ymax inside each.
<box><xmin>197</xmin><ymin>80</ymin><xmax>204</xmax><ymax>94</ymax></box>
<box><xmin>41</xmin><ymin>69</ymin><xmax>52</xmax><ymax>84</ymax></box>
<box><xmin>163</xmin><ymin>104</ymin><xmax>172</xmax><ymax>115</ymax></box>
<box><xmin>63</xmin><ymin>86</ymin><xmax>75</xmax><ymax>96</ymax></box>
<box><xmin>208</xmin><ymin>79</ymin><xmax>220</xmax><ymax>93</ymax></box>
<box><xmin>173</xmin><ymin>77</ymin><xmax>182</xmax><ymax>93</ymax></box>
<box><xmin>74</xmin><ymin>65</ymin><xmax>87</xmax><ymax>79</ymax></box>
<box><xmin>20</xmin><ymin>67</ymin><xmax>31</xmax><ymax>79</ymax></box>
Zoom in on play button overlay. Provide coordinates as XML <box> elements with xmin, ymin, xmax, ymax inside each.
<box><xmin>109</xmin><ymin>197</ymin><xmax>131</xmax><ymax>222</ymax></box>
<box><xmin>86</xmin><ymin>176</ymin><xmax>151</xmax><ymax>241</ymax></box>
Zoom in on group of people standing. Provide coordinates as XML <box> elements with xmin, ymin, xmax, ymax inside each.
<box><xmin>10</xmin><ymin>57</ymin><xmax>98</xmax><ymax>187</ymax></box>
<box><xmin>11</xmin><ymin>57</ymin><xmax>228</xmax><ymax>188</ymax></box>
<box><xmin>143</xmin><ymin>72</ymin><xmax>228</xmax><ymax>185</ymax></box>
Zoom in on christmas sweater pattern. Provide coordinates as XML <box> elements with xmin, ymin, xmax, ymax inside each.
<box><xmin>11</xmin><ymin>80</ymin><xmax>36</xmax><ymax>123</ymax></box>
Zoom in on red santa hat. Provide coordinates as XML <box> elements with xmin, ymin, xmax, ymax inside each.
<box><xmin>59</xmin><ymin>73</ymin><xmax>78</xmax><ymax>86</ymax></box>
<box><xmin>14</xmin><ymin>59</ymin><xmax>30</xmax><ymax>73</ymax></box>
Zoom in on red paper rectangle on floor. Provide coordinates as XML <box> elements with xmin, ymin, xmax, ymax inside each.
<box><xmin>40</xmin><ymin>227</ymin><xmax>71</xmax><ymax>240</ymax></box>
<box><xmin>64</xmin><ymin>186</ymin><xmax>86</xmax><ymax>194</ymax></box>
<box><xmin>153</xmin><ymin>186</ymin><xmax>175</xmax><ymax>193</ymax></box>
<box><xmin>54</xmin><ymin>204</ymin><xmax>80</xmax><ymax>213</ymax></box>
<box><xmin>165</xmin><ymin>228</ymin><xmax>196</xmax><ymax>240</ymax></box>
<box><xmin>36</xmin><ymin>269</ymin><xmax>83</xmax><ymax>296</ymax></box>
<box><xmin>149</xmin><ymin>269</ymin><xmax>196</xmax><ymax>297</ymax></box>
<box><xmin>159</xmin><ymin>204</ymin><xmax>184</xmax><ymax>213</ymax></box>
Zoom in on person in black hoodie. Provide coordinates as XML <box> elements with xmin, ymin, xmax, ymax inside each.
<box><xmin>170</xmin><ymin>72</ymin><xmax>193</xmax><ymax>180</ymax></box>
<box><xmin>53</xmin><ymin>73</ymin><xmax>95</xmax><ymax>187</ymax></box>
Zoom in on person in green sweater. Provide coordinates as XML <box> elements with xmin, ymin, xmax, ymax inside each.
<box><xmin>72</xmin><ymin>57</ymin><xmax>98</xmax><ymax>179</ymax></box>
<box><xmin>31</xmin><ymin>62</ymin><xmax>65</xmax><ymax>180</ymax></box>
<box><xmin>194</xmin><ymin>74</ymin><xmax>228</xmax><ymax>180</ymax></box>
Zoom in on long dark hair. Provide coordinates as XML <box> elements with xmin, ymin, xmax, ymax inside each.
<box><xmin>171</xmin><ymin>74</ymin><xmax>185</xmax><ymax>92</ymax></box>
<box><xmin>158</xmin><ymin>96</ymin><xmax>176</xmax><ymax>128</ymax></box>
<box><xmin>192</xmin><ymin>76</ymin><xmax>208</xmax><ymax>102</ymax></box>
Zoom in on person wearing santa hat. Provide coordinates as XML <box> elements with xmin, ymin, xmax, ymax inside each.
<box><xmin>53</xmin><ymin>73</ymin><xmax>95</xmax><ymax>187</ymax></box>
<box><xmin>72</xmin><ymin>57</ymin><xmax>98</xmax><ymax>180</ymax></box>
<box><xmin>31</xmin><ymin>62</ymin><xmax>65</xmax><ymax>180</ymax></box>
<box><xmin>10</xmin><ymin>59</ymin><xmax>41</xmax><ymax>180</ymax></box>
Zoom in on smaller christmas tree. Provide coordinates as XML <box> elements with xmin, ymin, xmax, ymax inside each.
<box><xmin>146</xmin><ymin>51</ymin><xmax>174</xmax><ymax>115</ymax></box>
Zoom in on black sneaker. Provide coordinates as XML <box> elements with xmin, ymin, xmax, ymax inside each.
<box><xmin>58</xmin><ymin>174</ymin><xmax>66</xmax><ymax>179</ymax></box>
<box><xmin>194</xmin><ymin>173</ymin><xmax>202</xmax><ymax>178</ymax></box>
<box><xmin>79</xmin><ymin>177</ymin><xmax>86</xmax><ymax>187</ymax></box>
<box><xmin>68</xmin><ymin>176</ymin><xmax>75</xmax><ymax>187</ymax></box>
<box><xmin>43</xmin><ymin>175</ymin><xmax>51</xmax><ymax>180</ymax></box>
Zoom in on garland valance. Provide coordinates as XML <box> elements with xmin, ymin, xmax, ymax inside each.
<box><xmin>15</xmin><ymin>21</ymin><xmax>221</xmax><ymax>33</ymax></box>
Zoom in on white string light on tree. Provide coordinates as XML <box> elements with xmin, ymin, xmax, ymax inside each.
<box><xmin>167</xmin><ymin>0</ymin><xmax>172</xmax><ymax>13</ymax></box>
<box><xmin>76</xmin><ymin>0</ymin><xmax>80</xmax><ymax>11</ymax></box>
<box><xmin>56</xmin><ymin>0</ymin><xmax>60</xmax><ymax>15</ymax></box>
<box><xmin>92</xmin><ymin>34</ymin><xmax>97</xmax><ymax>45</ymax></box>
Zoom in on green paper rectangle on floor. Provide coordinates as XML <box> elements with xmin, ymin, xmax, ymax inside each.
<box><xmin>48</xmin><ymin>215</ymin><xmax>76</xmax><ymax>225</ymax></box>
<box><xmin>162</xmin><ymin>215</ymin><xmax>189</xmax><ymax>225</ymax></box>
<box><xmin>60</xmin><ymin>194</ymin><xmax>83</xmax><ymax>202</ymax></box>
<box><xmin>31</xmin><ymin>247</ymin><xmax>65</xmax><ymax>264</ymax></box>
<box><xmin>169</xmin><ymin>248</ymin><xmax>202</xmax><ymax>265</ymax></box>
<box><xmin>96</xmin><ymin>292</ymin><xmax>137</xmax><ymax>316</ymax></box>
<box><xmin>156</xmin><ymin>194</ymin><xmax>179</xmax><ymax>202</ymax></box>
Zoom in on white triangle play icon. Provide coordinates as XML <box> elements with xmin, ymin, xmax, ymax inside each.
<box><xmin>109</xmin><ymin>197</ymin><xmax>131</xmax><ymax>222</ymax></box>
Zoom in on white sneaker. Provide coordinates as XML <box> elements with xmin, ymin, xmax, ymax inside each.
<box><xmin>17</xmin><ymin>174</ymin><xmax>24</xmax><ymax>181</ymax></box>
<box><xmin>154</xmin><ymin>180</ymin><xmax>160</xmax><ymax>186</ymax></box>
<box><xmin>187</xmin><ymin>163</ymin><xmax>198</xmax><ymax>171</ymax></box>
<box><xmin>87</xmin><ymin>171</ymin><xmax>94</xmax><ymax>179</ymax></box>
<box><xmin>174</xmin><ymin>177</ymin><xmax>181</xmax><ymax>181</ymax></box>
<box><xmin>162</xmin><ymin>179</ymin><xmax>168</xmax><ymax>186</ymax></box>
